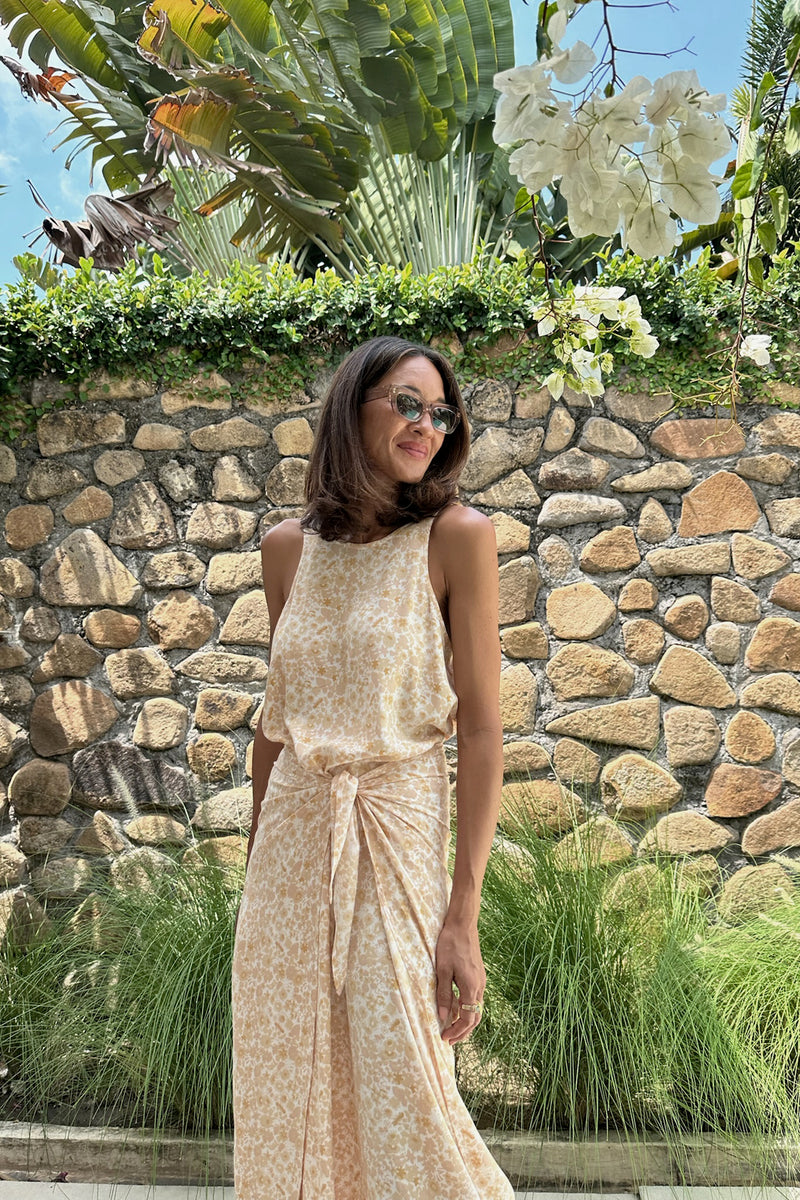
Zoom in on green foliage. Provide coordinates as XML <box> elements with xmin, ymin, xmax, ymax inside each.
<box><xmin>2</xmin><ymin>250</ymin><xmax>800</xmax><ymax>442</ymax></box>
<box><xmin>1</xmin><ymin>859</ymin><xmax>238</xmax><ymax>1149</ymax></box>
<box><xmin>0</xmin><ymin>0</ymin><xmax>513</xmax><ymax>273</ymax></box>
<box><xmin>2</xmin><ymin>816</ymin><xmax>800</xmax><ymax>1168</ymax></box>
<box><xmin>6</xmin><ymin>818</ymin><xmax>799</xmax><ymax>1168</ymax></box>
<box><xmin>465</xmin><ymin>809</ymin><xmax>800</xmax><ymax>1157</ymax></box>
<box><xmin>729</xmin><ymin>0</ymin><xmax>800</xmax><ymax>280</ymax></box>
<box><xmin>0</xmin><ymin>256</ymin><xmax>548</xmax><ymax>440</ymax></box>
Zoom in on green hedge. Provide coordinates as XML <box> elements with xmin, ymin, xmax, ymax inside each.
<box><xmin>1</xmin><ymin>252</ymin><xmax>799</xmax><ymax>440</ymax></box>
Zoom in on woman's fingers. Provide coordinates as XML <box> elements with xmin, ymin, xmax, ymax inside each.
<box><xmin>441</xmin><ymin>998</ymin><xmax>483</xmax><ymax>1045</ymax></box>
<box><xmin>437</xmin><ymin>967</ymin><xmax>455</xmax><ymax>1023</ymax></box>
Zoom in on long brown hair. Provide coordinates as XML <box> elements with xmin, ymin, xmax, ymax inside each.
<box><xmin>302</xmin><ymin>337</ymin><xmax>470</xmax><ymax>541</ymax></box>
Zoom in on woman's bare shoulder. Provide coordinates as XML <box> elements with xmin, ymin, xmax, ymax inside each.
<box><xmin>430</xmin><ymin>505</ymin><xmax>496</xmax><ymax>596</ymax></box>
<box><xmin>431</xmin><ymin>503</ymin><xmax>495</xmax><ymax>545</ymax></box>
<box><xmin>260</xmin><ymin>519</ymin><xmax>305</xmax><ymax>601</ymax></box>
<box><xmin>260</xmin><ymin>517</ymin><xmax>305</xmax><ymax>554</ymax></box>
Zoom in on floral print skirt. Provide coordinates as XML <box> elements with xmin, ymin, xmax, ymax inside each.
<box><xmin>231</xmin><ymin>741</ymin><xmax>514</xmax><ymax>1199</ymax></box>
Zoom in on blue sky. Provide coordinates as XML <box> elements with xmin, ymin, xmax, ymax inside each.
<box><xmin>0</xmin><ymin>0</ymin><xmax>752</xmax><ymax>285</ymax></box>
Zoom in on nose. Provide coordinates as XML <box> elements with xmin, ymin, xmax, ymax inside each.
<box><xmin>409</xmin><ymin>409</ymin><xmax>436</xmax><ymax>433</ymax></box>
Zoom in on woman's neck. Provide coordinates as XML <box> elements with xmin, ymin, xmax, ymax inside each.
<box><xmin>348</xmin><ymin>515</ymin><xmax>393</xmax><ymax>544</ymax></box>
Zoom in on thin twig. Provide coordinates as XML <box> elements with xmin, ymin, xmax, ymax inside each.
<box><xmin>610</xmin><ymin>39</ymin><xmax>695</xmax><ymax>58</ymax></box>
<box><xmin>600</xmin><ymin>0</ymin><xmax>622</xmax><ymax>87</ymax></box>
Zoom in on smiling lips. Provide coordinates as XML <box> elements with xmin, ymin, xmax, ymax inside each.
<box><xmin>398</xmin><ymin>442</ymin><xmax>428</xmax><ymax>460</ymax></box>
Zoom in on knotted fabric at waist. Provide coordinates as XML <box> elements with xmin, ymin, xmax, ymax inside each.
<box><xmin>270</xmin><ymin>742</ymin><xmax>448</xmax><ymax>994</ymax></box>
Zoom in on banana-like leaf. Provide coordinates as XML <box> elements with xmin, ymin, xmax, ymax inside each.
<box><xmin>145</xmin><ymin>72</ymin><xmax>367</xmax><ymax>251</ymax></box>
<box><xmin>0</xmin><ymin>0</ymin><xmax>125</xmax><ymax>89</ymax></box>
<box><xmin>54</xmin><ymin>91</ymin><xmax>155</xmax><ymax>188</ymax></box>
<box><xmin>0</xmin><ymin>47</ymin><xmax>153</xmax><ymax>189</ymax></box>
<box><xmin>147</xmin><ymin>87</ymin><xmax>236</xmax><ymax>159</ymax></box>
<box><xmin>29</xmin><ymin>178</ymin><xmax>180</xmax><ymax>269</ymax></box>
<box><xmin>0</xmin><ymin>54</ymin><xmax>77</xmax><ymax>104</ymax></box>
<box><xmin>146</xmin><ymin>69</ymin><xmax>366</xmax><ymax>196</ymax></box>
<box><xmin>461</xmin><ymin>0</ymin><xmax>513</xmax><ymax>118</ymax></box>
<box><xmin>161</xmin><ymin>163</ymin><xmax>260</xmax><ymax>275</ymax></box>
<box><xmin>222</xmin><ymin>0</ymin><xmax>274</xmax><ymax>52</ymax></box>
<box><xmin>273</xmin><ymin>0</ymin><xmax>512</xmax><ymax>157</ymax></box>
<box><xmin>138</xmin><ymin>0</ymin><xmax>231</xmax><ymax>71</ymax></box>
<box><xmin>674</xmin><ymin>213</ymin><xmax>735</xmax><ymax>260</ymax></box>
<box><xmin>199</xmin><ymin>167</ymin><xmax>346</xmax><ymax>251</ymax></box>
<box><xmin>0</xmin><ymin>0</ymin><xmax>515</xmax><ymax>272</ymax></box>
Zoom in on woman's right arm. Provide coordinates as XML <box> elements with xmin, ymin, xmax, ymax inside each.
<box><xmin>244</xmin><ymin>519</ymin><xmax>302</xmax><ymax>870</ymax></box>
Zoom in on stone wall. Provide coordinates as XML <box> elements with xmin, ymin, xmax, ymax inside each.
<box><xmin>1</xmin><ymin>353</ymin><xmax>800</xmax><ymax>940</ymax></box>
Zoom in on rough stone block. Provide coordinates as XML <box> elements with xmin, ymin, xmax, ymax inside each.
<box><xmin>601</xmin><ymin>753</ymin><xmax>682</xmax><ymax>821</ymax></box>
<box><xmin>705</xmin><ymin>763</ymin><xmax>783</xmax><ymax>817</ymax></box>
<box><xmin>29</xmin><ymin>682</ymin><xmax>119</xmax><ymax>757</ymax></box>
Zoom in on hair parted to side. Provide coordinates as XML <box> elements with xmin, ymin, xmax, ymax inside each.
<box><xmin>301</xmin><ymin>336</ymin><xmax>471</xmax><ymax>541</ymax></box>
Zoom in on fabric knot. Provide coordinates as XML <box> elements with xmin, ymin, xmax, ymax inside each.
<box><xmin>306</xmin><ymin>749</ymin><xmax>446</xmax><ymax>995</ymax></box>
<box><xmin>329</xmin><ymin>767</ymin><xmax>361</xmax><ymax>995</ymax></box>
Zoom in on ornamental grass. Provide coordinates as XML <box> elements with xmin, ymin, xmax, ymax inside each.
<box><xmin>2</xmin><ymin>806</ymin><xmax>800</xmax><ymax>1186</ymax></box>
<box><xmin>464</xmin><ymin>806</ymin><xmax>800</xmax><ymax>1175</ymax></box>
<box><xmin>1</xmin><ymin>856</ymin><xmax>238</xmax><ymax>1145</ymax></box>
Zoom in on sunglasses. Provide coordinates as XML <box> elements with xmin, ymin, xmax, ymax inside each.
<box><xmin>362</xmin><ymin>384</ymin><xmax>461</xmax><ymax>435</ymax></box>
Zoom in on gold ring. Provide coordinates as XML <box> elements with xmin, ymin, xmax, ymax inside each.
<box><xmin>459</xmin><ymin>1002</ymin><xmax>482</xmax><ymax>1014</ymax></box>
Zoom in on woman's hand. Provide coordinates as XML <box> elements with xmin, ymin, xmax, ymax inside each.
<box><xmin>435</xmin><ymin>916</ymin><xmax>486</xmax><ymax>1045</ymax></box>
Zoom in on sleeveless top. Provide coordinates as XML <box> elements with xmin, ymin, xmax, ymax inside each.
<box><xmin>260</xmin><ymin>515</ymin><xmax>458</xmax><ymax>777</ymax></box>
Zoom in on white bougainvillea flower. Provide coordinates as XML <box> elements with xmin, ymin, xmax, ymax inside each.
<box><xmin>625</xmin><ymin>202</ymin><xmax>680</xmax><ymax>258</ymax></box>
<box><xmin>615</xmin><ymin>160</ymin><xmax>655</xmax><ymax>214</ymax></box>
<box><xmin>568</xmin><ymin>349</ymin><xmax>605</xmax><ymax>394</ymax></box>
<box><xmin>692</xmin><ymin>87</ymin><xmax>727</xmax><ymax>114</ymax></box>
<box><xmin>547</xmin><ymin>0</ymin><xmax>582</xmax><ymax>45</ymax></box>
<box><xmin>548</xmin><ymin>40</ymin><xmax>597</xmax><ymax>84</ymax></box>
<box><xmin>508</xmin><ymin>133</ymin><xmax>567</xmax><ymax>193</ymax></box>
<box><xmin>536</xmin><ymin>283</ymin><xmax>661</xmax><ymax>401</ymax></box>
<box><xmin>740</xmin><ymin>334</ymin><xmax>772</xmax><ymax>366</ymax></box>
<box><xmin>544</xmin><ymin>370</ymin><xmax>566</xmax><ymax>399</ymax></box>
<box><xmin>492</xmin><ymin>0</ymin><xmax>730</xmax><ymax>263</ymax></box>
<box><xmin>588</xmin><ymin>75</ymin><xmax>651</xmax><ymax>144</ymax></box>
<box><xmin>645</xmin><ymin>69</ymin><xmax>703</xmax><ymax>125</ymax></box>
<box><xmin>630</xmin><ymin>324</ymin><xmax>659</xmax><ymax>358</ymax></box>
<box><xmin>493</xmin><ymin>62</ymin><xmax>551</xmax><ymax>98</ymax></box>
<box><xmin>559</xmin><ymin>157</ymin><xmax>625</xmax><ymax>237</ymax></box>
<box><xmin>494</xmin><ymin>93</ymin><xmax>544</xmax><ymax>143</ymax></box>
<box><xmin>676</xmin><ymin>110</ymin><xmax>732</xmax><ymax>167</ymax></box>
<box><xmin>659</xmin><ymin>154</ymin><xmax>723</xmax><ymax>225</ymax></box>
<box><xmin>573</xmin><ymin>284</ymin><xmax>627</xmax><ymax>320</ymax></box>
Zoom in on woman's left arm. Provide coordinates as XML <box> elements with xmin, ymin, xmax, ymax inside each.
<box><xmin>433</xmin><ymin>506</ymin><xmax>503</xmax><ymax>1046</ymax></box>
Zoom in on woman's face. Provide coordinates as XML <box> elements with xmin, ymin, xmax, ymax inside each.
<box><xmin>358</xmin><ymin>355</ymin><xmax>447</xmax><ymax>494</ymax></box>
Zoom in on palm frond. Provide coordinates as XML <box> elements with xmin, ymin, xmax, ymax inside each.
<box><xmin>742</xmin><ymin>0</ymin><xmax>793</xmax><ymax>93</ymax></box>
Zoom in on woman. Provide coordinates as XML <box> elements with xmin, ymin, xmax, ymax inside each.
<box><xmin>232</xmin><ymin>335</ymin><xmax>514</xmax><ymax>1199</ymax></box>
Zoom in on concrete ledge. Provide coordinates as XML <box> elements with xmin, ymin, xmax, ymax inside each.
<box><xmin>1</xmin><ymin>1123</ymin><xmax>799</xmax><ymax>1188</ymax></box>
<box><xmin>483</xmin><ymin>1134</ymin><xmax>800</xmax><ymax>1191</ymax></box>
<box><xmin>0</xmin><ymin>1125</ymin><xmax>230</xmax><ymax>1186</ymax></box>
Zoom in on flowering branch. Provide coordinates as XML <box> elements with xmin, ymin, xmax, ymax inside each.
<box><xmin>535</xmin><ymin>284</ymin><xmax>658</xmax><ymax>402</ymax></box>
<box><xmin>491</xmin><ymin>0</ymin><xmax>797</xmax><ymax>410</ymax></box>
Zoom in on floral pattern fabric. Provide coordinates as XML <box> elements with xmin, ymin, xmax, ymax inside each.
<box><xmin>231</xmin><ymin>517</ymin><xmax>514</xmax><ymax>1198</ymax></box>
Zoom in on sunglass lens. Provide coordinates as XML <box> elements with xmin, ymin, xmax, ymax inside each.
<box><xmin>432</xmin><ymin>408</ymin><xmax>457</xmax><ymax>433</ymax></box>
<box><xmin>395</xmin><ymin>393</ymin><xmax>423</xmax><ymax>421</ymax></box>
<box><xmin>395</xmin><ymin>392</ymin><xmax>457</xmax><ymax>433</ymax></box>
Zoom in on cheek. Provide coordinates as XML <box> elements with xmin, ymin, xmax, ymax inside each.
<box><xmin>430</xmin><ymin>435</ymin><xmax>446</xmax><ymax>462</ymax></box>
<box><xmin>358</xmin><ymin>412</ymin><xmax>381</xmax><ymax>456</ymax></box>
